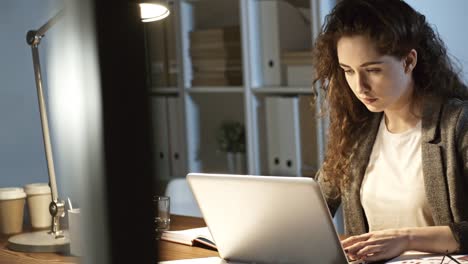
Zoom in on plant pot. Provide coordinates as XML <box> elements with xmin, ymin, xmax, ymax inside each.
<box><xmin>226</xmin><ymin>152</ymin><xmax>246</xmax><ymax>174</ymax></box>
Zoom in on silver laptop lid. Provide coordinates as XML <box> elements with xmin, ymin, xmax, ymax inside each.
<box><xmin>187</xmin><ymin>173</ymin><xmax>349</xmax><ymax>264</ymax></box>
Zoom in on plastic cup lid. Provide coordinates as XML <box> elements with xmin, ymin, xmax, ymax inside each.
<box><xmin>0</xmin><ymin>187</ymin><xmax>26</xmax><ymax>200</ymax></box>
<box><xmin>24</xmin><ymin>183</ymin><xmax>51</xmax><ymax>195</ymax></box>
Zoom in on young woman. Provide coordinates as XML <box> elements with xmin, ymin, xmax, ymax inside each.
<box><xmin>312</xmin><ymin>0</ymin><xmax>468</xmax><ymax>262</ymax></box>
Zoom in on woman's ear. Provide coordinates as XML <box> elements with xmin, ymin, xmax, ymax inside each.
<box><xmin>404</xmin><ymin>49</ymin><xmax>418</xmax><ymax>73</ymax></box>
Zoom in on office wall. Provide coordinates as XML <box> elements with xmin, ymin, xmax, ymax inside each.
<box><xmin>406</xmin><ymin>0</ymin><xmax>468</xmax><ymax>81</ymax></box>
<box><xmin>0</xmin><ymin>0</ymin><xmax>62</xmax><ymax>188</ymax></box>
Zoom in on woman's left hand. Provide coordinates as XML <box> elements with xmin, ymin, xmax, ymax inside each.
<box><xmin>341</xmin><ymin>229</ymin><xmax>410</xmax><ymax>262</ymax></box>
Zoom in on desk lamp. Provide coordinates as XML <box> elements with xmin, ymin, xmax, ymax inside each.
<box><xmin>7</xmin><ymin>1</ymin><xmax>170</xmax><ymax>253</ymax></box>
<box><xmin>140</xmin><ymin>0</ymin><xmax>171</xmax><ymax>22</ymax></box>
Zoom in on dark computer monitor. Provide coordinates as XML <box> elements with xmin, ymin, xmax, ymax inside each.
<box><xmin>45</xmin><ymin>0</ymin><xmax>157</xmax><ymax>263</ymax></box>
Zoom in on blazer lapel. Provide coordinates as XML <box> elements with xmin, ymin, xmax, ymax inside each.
<box><xmin>421</xmin><ymin>98</ymin><xmax>453</xmax><ymax>224</ymax></box>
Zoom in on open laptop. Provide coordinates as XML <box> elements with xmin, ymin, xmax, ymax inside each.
<box><xmin>179</xmin><ymin>173</ymin><xmax>364</xmax><ymax>264</ymax></box>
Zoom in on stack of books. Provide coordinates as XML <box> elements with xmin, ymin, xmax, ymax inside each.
<box><xmin>281</xmin><ymin>50</ymin><xmax>313</xmax><ymax>86</ymax></box>
<box><xmin>190</xmin><ymin>26</ymin><xmax>243</xmax><ymax>86</ymax></box>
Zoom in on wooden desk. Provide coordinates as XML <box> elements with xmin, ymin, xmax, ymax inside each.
<box><xmin>159</xmin><ymin>215</ymin><xmax>218</xmax><ymax>261</ymax></box>
<box><xmin>0</xmin><ymin>215</ymin><xmax>215</xmax><ymax>263</ymax></box>
<box><xmin>0</xmin><ymin>235</ymin><xmax>77</xmax><ymax>264</ymax></box>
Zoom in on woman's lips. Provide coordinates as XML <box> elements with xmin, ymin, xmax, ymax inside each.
<box><xmin>362</xmin><ymin>97</ymin><xmax>378</xmax><ymax>104</ymax></box>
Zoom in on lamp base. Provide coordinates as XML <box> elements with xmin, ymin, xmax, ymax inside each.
<box><xmin>7</xmin><ymin>230</ymin><xmax>70</xmax><ymax>253</ymax></box>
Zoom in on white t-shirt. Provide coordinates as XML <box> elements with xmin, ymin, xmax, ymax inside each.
<box><xmin>360</xmin><ymin>117</ymin><xmax>434</xmax><ymax>231</ymax></box>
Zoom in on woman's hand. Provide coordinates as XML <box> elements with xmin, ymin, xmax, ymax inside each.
<box><xmin>341</xmin><ymin>229</ymin><xmax>410</xmax><ymax>262</ymax></box>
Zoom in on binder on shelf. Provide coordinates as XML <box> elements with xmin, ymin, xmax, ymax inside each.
<box><xmin>151</xmin><ymin>97</ymin><xmax>171</xmax><ymax>179</ymax></box>
<box><xmin>259</xmin><ymin>1</ymin><xmax>312</xmax><ymax>86</ymax></box>
<box><xmin>298</xmin><ymin>95</ymin><xmax>318</xmax><ymax>176</ymax></box>
<box><xmin>259</xmin><ymin>1</ymin><xmax>281</xmax><ymax>86</ymax></box>
<box><xmin>265</xmin><ymin>96</ymin><xmax>317</xmax><ymax>177</ymax></box>
<box><xmin>277</xmin><ymin>97</ymin><xmax>301</xmax><ymax>176</ymax></box>
<box><xmin>265</xmin><ymin>97</ymin><xmax>282</xmax><ymax>175</ymax></box>
<box><xmin>167</xmin><ymin>97</ymin><xmax>187</xmax><ymax>177</ymax></box>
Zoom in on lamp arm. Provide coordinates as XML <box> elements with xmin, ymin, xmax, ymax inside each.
<box><xmin>27</xmin><ymin>11</ymin><xmax>64</xmax><ymax>46</ymax></box>
<box><xmin>30</xmin><ymin>45</ymin><xmax>59</xmax><ymax>203</ymax></box>
<box><xmin>27</xmin><ymin>11</ymin><xmax>65</xmax><ymax>238</ymax></box>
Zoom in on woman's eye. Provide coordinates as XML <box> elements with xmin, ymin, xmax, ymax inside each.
<box><xmin>366</xmin><ymin>68</ymin><xmax>381</xmax><ymax>73</ymax></box>
<box><xmin>343</xmin><ymin>69</ymin><xmax>354</xmax><ymax>74</ymax></box>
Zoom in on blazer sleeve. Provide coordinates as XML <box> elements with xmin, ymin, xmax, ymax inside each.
<box><xmin>449</xmin><ymin>101</ymin><xmax>468</xmax><ymax>253</ymax></box>
<box><xmin>315</xmin><ymin>169</ymin><xmax>342</xmax><ymax>217</ymax></box>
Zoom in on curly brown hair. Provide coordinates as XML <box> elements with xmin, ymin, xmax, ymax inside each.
<box><xmin>312</xmin><ymin>0</ymin><xmax>468</xmax><ymax>190</ymax></box>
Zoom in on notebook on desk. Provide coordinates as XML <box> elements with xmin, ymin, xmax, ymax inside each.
<box><xmin>161</xmin><ymin>173</ymin><xmax>364</xmax><ymax>264</ymax></box>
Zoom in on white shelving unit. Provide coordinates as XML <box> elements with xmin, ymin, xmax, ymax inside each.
<box><xmin>148</xmin><ymin>0</ymin><xmax>336</xmax><ymax>178</ymax></box>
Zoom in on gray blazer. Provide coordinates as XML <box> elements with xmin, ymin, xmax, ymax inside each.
<box><xmin>316</xmin><ymin>97</ymin><xmax>468</xmax><ymax>253</ymax></box>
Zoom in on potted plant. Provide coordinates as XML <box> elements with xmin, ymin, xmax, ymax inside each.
<box><xmin>216</xmin><ymin>121</ymin><xmax>246</xmax><ymax>174</ymax></box>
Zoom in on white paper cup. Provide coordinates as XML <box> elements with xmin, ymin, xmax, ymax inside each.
<box><xmin>0</xmin><ymin>188</ymin><xmax>26</xmax><ymax>235</ymax></box>
<box><xmin>24</xmin><ymin>183</ymin><xmax>52</xmax><ymax>229</ymax></box>
<box><xmin>68</xmin><ymin>208</ymin><xmax>82</xmax><ymax>256</ymax></box>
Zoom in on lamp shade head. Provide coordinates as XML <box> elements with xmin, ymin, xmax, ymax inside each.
<box><xmin>139</xmin><ymin>1</ymin><xmax>170</xmax><ymax>22</ymax></box>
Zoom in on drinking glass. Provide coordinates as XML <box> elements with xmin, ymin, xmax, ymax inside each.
<box><xmin>154</xmin><ymin>195</ymin><xmax>170</xmax><ymax>239</ymax></box>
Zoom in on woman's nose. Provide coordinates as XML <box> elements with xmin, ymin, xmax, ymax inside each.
<box><xmin>355</xmin><ymin>73</ymin><xmax>370</xmax><ymax>94</ymax></box>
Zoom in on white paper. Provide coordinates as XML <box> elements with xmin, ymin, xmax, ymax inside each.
<box><xmin>158</xmin><ymin>257</ymin><xmax>243</xmax><ymax>264</ymax></box>
<box><xmin>161</xmin><ymin>227</ymin><xmax>213</xmax><ymax>245</ymax></box>
<box><xmin>387</xmin><ymin>251</ymin><xmax>468</xmax><ymax>263</ymax></box>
